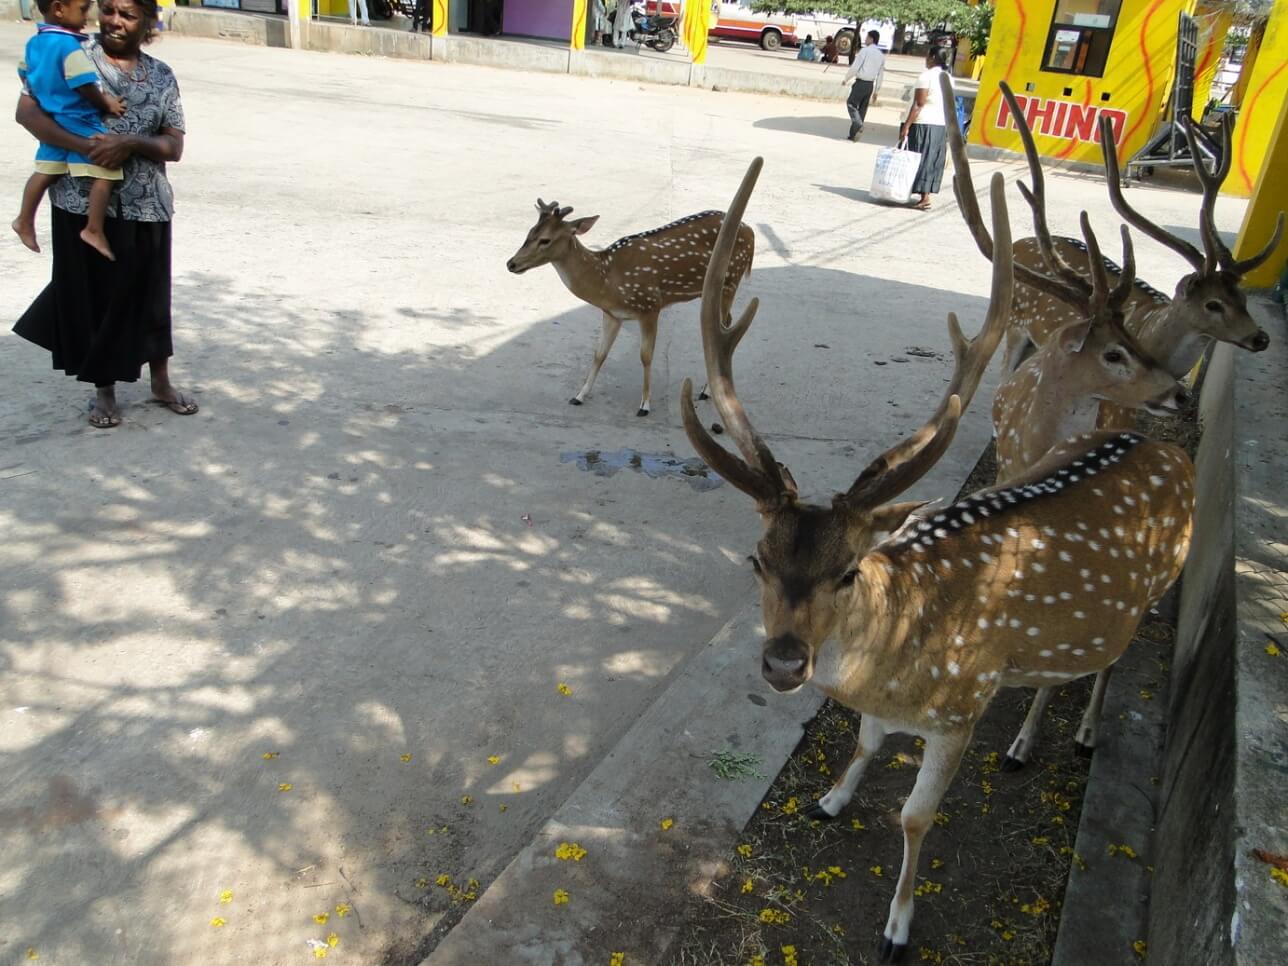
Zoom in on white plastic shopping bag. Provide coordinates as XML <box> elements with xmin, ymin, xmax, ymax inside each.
<box><xmin>870</xmin><ymin>139</ymin><xmax>923</xmax><ymax>204</ymax></box>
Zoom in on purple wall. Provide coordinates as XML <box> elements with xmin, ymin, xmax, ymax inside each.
<box><xmin>502</xmin><ymin>0</ymin><xmax>572</xmax><ymax>40</ymax></box>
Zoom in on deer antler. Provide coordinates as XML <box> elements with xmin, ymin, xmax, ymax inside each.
<box><xmin>843</xmin><ymin>170</ymin><xmax>1015</xmax><ymax>509</ymax></box>
<box><xmin>945</xmin><ymin>76</ymin><xmax>1089</xmax><ymax>309</ymax></box>
<box><xmin>1182</xmin><ymin>114</ymin><xmax>1286</xmax><ymax>276</ymax></box>
<box><xmin>1101</xmin><ymin>116</ymin><xmax>1206</xmax><ymax>272</ymax></box>
<box><xmin>681</xmin><ymin>157</ymin><xmax>792</xmax><ymax>510</ymax></box>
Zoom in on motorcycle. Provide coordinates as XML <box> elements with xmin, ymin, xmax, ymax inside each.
<box><xmin>609</xmin><ymin>7</ymin><xmax>678</xmax><ymax>53</ymax></box>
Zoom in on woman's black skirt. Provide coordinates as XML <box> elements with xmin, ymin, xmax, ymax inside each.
<box><xmin>13</xmin><ymin>206</ymin><xmax>173</xmax><ymax>386</ymax></box>
<box><xmin>907</xmin><ymin>123</ymin><xmax>948</xmax><ymax>196</ymax></box>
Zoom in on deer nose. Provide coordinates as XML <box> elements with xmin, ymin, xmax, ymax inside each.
<box><xmin>762</xmin><ymin>635</ymin><xmax>812</xmax><ymax>692</ymax></box>
<box><xmin>1248</xmin><ymin>330</ymin><xmax>1270</xmax><ymax>352</ymax></box>
<box><xmin>506</xmin><ymin>259</ymin><xmax>517</xmax><ymax>273</ymax></box>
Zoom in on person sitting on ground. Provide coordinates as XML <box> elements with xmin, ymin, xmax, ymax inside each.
<box><xmin>820</xmin><ymin>35</ymin><xmax>838</xmax><ymax>63</ymax></box>
<box><xmin>797</xmin><ymin>35</ymin><xmax>817</xmax><ymax>61</ymax></box>
<box><xmin>12</xmin><ymin>0</ymin><xmax>126</xmax><ymax>260</ymax></box>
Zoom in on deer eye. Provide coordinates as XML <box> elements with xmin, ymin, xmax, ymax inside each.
<box><xmin>1103</xmin><ymin>349</ymin><xmax>1125</xmax><ymax>364</ymax></box>
<box><xmin>538</xmin><ymin>238</ymin><xmax>552</xmax><ymax>247</ymax></box>
<box><xmin>748</xmin><ymin>555</ymin><xmax>763</xmax><ymax>576</ymax></box>
<box><xmin>839</xmin><ymin>568</ymin><xmax>859</xmax><ymax>587</ymax></box>
<box><xmin>1204</xmin><ymin>299</ymin><xmax>1223</xmax><ymax>313</ymax></box>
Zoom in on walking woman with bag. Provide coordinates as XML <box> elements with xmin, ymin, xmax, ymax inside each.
<box><xmin>899</xmin><ymin>47</ymin><xmax>953</xmax><ymax>211</ymax></box>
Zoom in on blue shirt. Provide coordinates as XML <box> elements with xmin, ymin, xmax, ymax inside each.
<box><xmin>18</xmin><ymin>24</ymin><xmax>102</xmax><ymax>133</ymax></box>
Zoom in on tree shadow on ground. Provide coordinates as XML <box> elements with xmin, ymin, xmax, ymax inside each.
<box><xmin>0</xmin><ymin>259</ymin><xmax>994</xmax><ymax>965</ymax></box>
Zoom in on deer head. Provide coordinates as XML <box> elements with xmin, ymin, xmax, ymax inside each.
<box><xmin>681</xmin><ymin>158</ymin><xmax>1014</xmax><ymax>693</ymax></box>
<box><xmin>506</xmin><ymin>199</ymin><xmax>601</xmax><ymax>274</ymax></box>
<box><xmin>1102</xmin><ymin>113</ymin><xmax>1280</xmax><ymax>354</ymax></box>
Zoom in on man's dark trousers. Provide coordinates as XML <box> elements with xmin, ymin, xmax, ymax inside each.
<box><xmin>847</xmin><ymin>79</ymin><xmax>875</xmax><ymax>139</ymax></box>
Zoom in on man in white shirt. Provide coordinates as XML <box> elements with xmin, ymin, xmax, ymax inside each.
<box><xmin>842</xmin><ymin>30</ymin><xmax>885</xmax><ymax>141</ymax></box>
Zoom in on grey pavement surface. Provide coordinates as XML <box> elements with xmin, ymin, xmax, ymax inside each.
<box><xmin>0</xmin><ymin>26</ymin><xmax>1252</xmax><ymax>965</ymax></box>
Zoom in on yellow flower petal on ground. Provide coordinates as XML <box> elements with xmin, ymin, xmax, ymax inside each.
<box><xmin>487</xmin><ymin>755</ymin><xmax>500</xmax><ymax>765</ymax></box>
<box><xmin>741</xmin><ymin>878</ymin><xmax>754</xmax><ymax>894</ymax></box>
<box><xmin>609</xmin><ymin>954</ymin><xmax>625</xmax><ymax>966</ymax></box>
<box><xmin>757</xmin><ymin>908</ymin><xmax>790</xmax><ymax>925</ymax></box>
<box><xmin>1270</xmin><ymin>867</ymin><xmax>1288</xmax><ymax>887</ymax></box>
<box><xmin>436</xmin><ymin>874</ymin><xmax>452</xmax><ymax>887</ymax></box>
<box><xmin>261</xmin><ymin>752</ymin><xmax>279</xmax><ymax>760</ymax></box>
<box><xmin>553</xmin><ymin>888</ymin><xmax>570</xmax><ymax>905</ymax></box>
<box><xmin>401</xmin><ymin>753</ymin><xmax>413</xmax><ymax>762</ymax></box>
<box><xmin>313</xmin><ymin>912</ymin><xmax>329</xmax><ymax>924</ymax></box>
<box><xmin>781</xmin><ymin>798</ymin><xmax>798</xmax><ymax>815</ymax></box>
<box><xmin>278</xmin><ymin>783</ymin><xmax>293</xmax><ymax>792</ymax></box>
<box><xmin>850</xmin><ymin>818</ymin><xmax>865</xmax><ymax>830</ymax></box>
<box><xmin>461</xmin><ymin>795</ymin><xmax>473</xmax><ymax>806</ymax></box>
<box><xmin>1139</xmin><ymin>689</ymin><xmax>1153</xmax><ymax>701</ymax></box>
<box><xmin>26</xmin><ymin>950</ymin><xmax>38</xmax><ymax>961</ymax></box>
<box><xmin>870</xmin><ymin>865</ymin><xmax>883</xmax><ymax>877</ymax></box>
<box><xmin>1133</xmin><ymin>939</ymin><xmax>1148</xmax><ymax>958</ymax></box>
<box><xmin>499</xmin><ymin>804</ymin><xmax>508</xmax><ymax>813</ymax></box>
<box><xmin>326</xmin><ymin>932</ymin><xmax>340</xmax><ymax>948</ymax></box>
<box><xmin>1266</xmin><ymin>642</ymin><xmax>1280</xmax><ymax>657</ymax></box>
<box><xmin>750</xmin><ymin>957</ymin><xmax>765</xmax><ymax>966</ymax></box>
<box><xmin>930</xmin><ymin>857</ymin><xmax>944</xmax><ymax>869</ymax></box>
<box><xmin>218</xmin><ymin>889</ymin><xmax>234</xmax><ymax>904</ymax></box>
<box><xmin>557</xmin><ymin>683</ymin><xmax>572</xmax><ymax>696</ymax></box>
<box><xmin>737</xmin><ymin>844</ymin><xmax>752</xmax><ymax>857</ymax></box>
<box><xmin>660</xmin><ymin>818</ymin><xmax>674</xmax><ymax>831</ymax></box>
<box><xmin>781</xmin><ymin>945</ymin><xmax>798</xmax><ymax>966</ymax></box>
<box><xmin>313</xmin><ymin>948</ymin><xmax>328</xmax><ymax>960</ymax></box>
<box><xmin>209</xmin><ymin>918</ymin><xmax>226</xmax><ymax>928</ymax></box>
<box><xmin>555</xmin><ymin>842</ymin><xmax>587</xmax><ymax>862</ymax></box>
<box><xmin>335</xmin><ymin>903</ymin><xmax>351</xmax><ymax>917</ymax></box>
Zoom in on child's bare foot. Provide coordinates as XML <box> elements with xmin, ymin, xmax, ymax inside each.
<box><xmin>80</xmin><ymin>227</ymin><xmax>115</xmax><ymax>261</ymax></box>
<box><xmin>12</xmin><ymin>218</ymin><xmax>40</xmax><ymax>253</ymax></box>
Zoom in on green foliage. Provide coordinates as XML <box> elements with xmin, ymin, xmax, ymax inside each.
<box><xmin>956</xmin><ymin>0</ymin><xmax>993</xmax><ymax>57</ymax></box>
<box><xmin>750</xmin><ymin>0</ymin><xmax>979</xmax><ymax>30</ymax></box>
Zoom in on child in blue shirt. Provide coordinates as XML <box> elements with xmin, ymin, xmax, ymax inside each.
<box><xmin>12</xmin><ymin>0</ymin><xmax>126</xmax><ymax>260</ymax></box>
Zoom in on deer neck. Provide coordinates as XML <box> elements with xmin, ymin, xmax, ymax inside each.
<box><xmin>812</xmin><ymin>556</ymin><xmax>913</xmax><ymax>701</ymax></box>
<box><xmin>996</xmin><ymin>357</ymin><xmax>1101</xmax><ymax>482</ymax></box>
<box><xmin>1131</xmin><ymin>302</ymin><xmax>1210</xmax><ymax>377</ymax></box>
<box><xmin>550</xmin><ymin>239</ymin><xmax>612</xmax><ymax>309</ymax></box>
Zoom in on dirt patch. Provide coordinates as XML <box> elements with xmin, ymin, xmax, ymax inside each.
<box><xmin>664</xmin><ymin>409</ymin><xmax>1191</xmax><ymax>965</ymax></box>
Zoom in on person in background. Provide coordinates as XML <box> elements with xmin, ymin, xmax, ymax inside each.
<box><xmin>841</xmin><ymin>29</ymin><xmax>884</xmax><ymax>141</ymax></box>
<box><xmin>348</xmin><ymin>0</ymin><xmax>369</xmax><ymax>27</ymax></box>
<box><xmin>411</xmin><ymin>0</ymin><xmax>430</xmax><ymax>32</ymax></box>
<box><xmin>612</xmin><ymin>0</ymin><xmax>632</xmax><ymax>47</ymax></box>
<box><xmin>820</xmin><ymin>34</ymin><xmax>838</xmax><ymax>63</ymax></box>
<box><xmin>797</xmin><ymin>34</ymin><xmax>816</xmax><ymax>61</ymax></box>
<box><xmin>900</xmin><ymin>46</ymin><xmax>953</xmax><ymax>210</ymax></box>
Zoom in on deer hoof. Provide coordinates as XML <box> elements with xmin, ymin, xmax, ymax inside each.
<box><xmin>636</xmin><ymin>407</ymin><xmax>649</xmax><ymax>417</ymax></box>
<box><xmin>1001</xmin><ymin>754</ymin><xmax>1026</xmax><ymax>773</ymax></box>
<box><xmin>568</xmin><ymin>397</ymin><xmax>583</xmax><ymax>406</ymax></box>
<box><xmin>711</xmin><ymin>422</ymin><xmax>724</xmax><ymax>434</ymax></box>
<box><xmin>698</xmin><ymin>390</ymin><xmax>710</xmax><ymax>401</ymax></box>
<box><xmin>801</xmin><ymin>802</ymin><xmax>837</xmax><ymax>822</ymax></box>
<box><xmin>1073</xmin><ymin>740</ymin><xmax>1095</xmax><ymax>759</ymax></box>
<box><xmin>878</xmin><ymin>937</ymin><xmax>907</xmax><ymax>964</ymax></box>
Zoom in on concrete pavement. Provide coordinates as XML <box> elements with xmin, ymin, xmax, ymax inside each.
<box><xmin>0</xmin><ymin>25</ymin><xmax>1251</xmax><ymax>964</ymax></box>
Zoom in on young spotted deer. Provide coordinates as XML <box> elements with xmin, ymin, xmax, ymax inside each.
<box><xmin>1004</xmin><ymin>111</ymin><xmax>1281</xmax><ymax>384</ymax></box>
<box><xmin>948</xmin><ymin>78</ymin><xmax>1189</xmax><ymax>767</ymax></box>
<box><xmin>945</xmin><ymin>76</ymin><xmax>1188</xmax><ymax>485</ymax></box>
<box><xmin>506</xmin><ymin>200</ymin><xmax>754</xmax><ymax>416</ymax></box>
<box><xmin>680</xmin><ymin>158</ymin><xmax>1194</xmax><ymax>960</ymax></box>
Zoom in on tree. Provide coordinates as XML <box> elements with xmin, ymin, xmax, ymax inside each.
<box><xmin>750</xmin><ymin>0</ymin><xmax>984</xmax><ymax>57</ymax></box>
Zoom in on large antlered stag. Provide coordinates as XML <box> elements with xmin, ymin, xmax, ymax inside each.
<box><xmin>1003</xmin><ymin>111</ymin><xmax>1282</xmax><ymax>384</ymax></box>
<box><xmin>507</xmin><ymin>201</ymin><xmax>754</xmax><ymax>416</ymax></box>
<box><xmin>680</xmin><ymin>158</ymin><xmax>1195</xmax><ymax>961</ymax></box>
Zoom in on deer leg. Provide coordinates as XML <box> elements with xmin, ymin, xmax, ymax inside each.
<box><xmin>1074</xmin><ymin>666</ymin><xmax>1113</xmax><ymax>757</ymax></box>
<box><xmin>879</xmin><ymin>730</ymin><xmax>969</xmax><ymax>964</ymax></box>
<box><xmin>1002</xmin><ymin>687</ymin><xmax>1054</xmax><ymax>771</ymax></box>
<box><xmin>571</xmin><ymin>311</ymin><xmax>623</xmax><ymax>406</ymax></box>
<box><xmin>636</xmin><ymin>312</ymin><xmax>659</xmax><ymax>417</ymax></box>
<box><xmin>803</xmin><ymin>714</ymin><xmax>887</xmax><ymax>820</ymax></box>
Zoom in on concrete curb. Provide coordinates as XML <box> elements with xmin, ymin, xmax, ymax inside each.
<box><xmin>420</xmin><ymin>604</ymin><xmax>824</xmax><ymax>965</ymax></box>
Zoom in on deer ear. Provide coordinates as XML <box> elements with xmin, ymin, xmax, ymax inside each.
<box><xmin>869</xmin><ymin>500</ymin><xmax>929</xmax><ymax>540</ymax></box>
<box><xmin>570</xmin><ymin>216</ymin><xmax>599</xmax><ymax>235</ymax></box>
<box><xmin>1058</xmin><ymin>319</ymin><xmax>1092</xmax><ymax>354</ymax></box>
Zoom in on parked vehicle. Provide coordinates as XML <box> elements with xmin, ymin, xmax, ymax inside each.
<box><xmin>626</xmin><ymin>7</ymin><xmax>679</xmax><ymax>52</ymax></box>
<box><xmin>708</xmin><ymin>3</ymin><xmax>893</xmax><ymax>55</ymax></box>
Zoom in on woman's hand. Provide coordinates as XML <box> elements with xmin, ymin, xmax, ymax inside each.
<box><xmin>87</xmin><ymin>133</ymin><xmax>135</xmax><ymax>169</ymax></box>
<box><xmin>899</xmin><ymin>124</ymin><xmax>910</xmax><ymax>142</ymax></box>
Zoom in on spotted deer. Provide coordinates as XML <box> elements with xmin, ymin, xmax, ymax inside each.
<box><xmin>680</xmin><ymin>157</ymin><xmax>1194</xmax><ymax>960</ymax></box>
<box><xmin>948</xmin><ymin>78</ymin><xmax>1192</xmax><ymax>767</ymax></box>
<box><xmin>506</xmin><ymin>201</ymin><xmax>754</xmax><ymax>416</ymax></box>
<box><xmin>945</xmin><ymin>77</ymin><xmax>1189</xmax><ymax>485</ymax></box>
<box><xmin>1004</xmin><ymin>111</ymin><xmax>1282</xmax><ymax>387</ymax></box>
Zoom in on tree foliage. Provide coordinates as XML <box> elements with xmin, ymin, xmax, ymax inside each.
<box><xmin>750</xmin><ymin>0</ymin><xmax>979</xmax><ymax>30</ymax></box>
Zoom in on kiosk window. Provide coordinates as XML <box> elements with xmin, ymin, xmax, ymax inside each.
<box><xmin>1040</xmin><ymin>0</ymin><xmax>1122</xmax><ymax>77</ymax></box>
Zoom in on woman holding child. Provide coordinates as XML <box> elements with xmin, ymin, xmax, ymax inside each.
<box><xmin>12</xmin><ymin>0</ymin><xmax>197</xmax><ymax>428</ymax></box>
